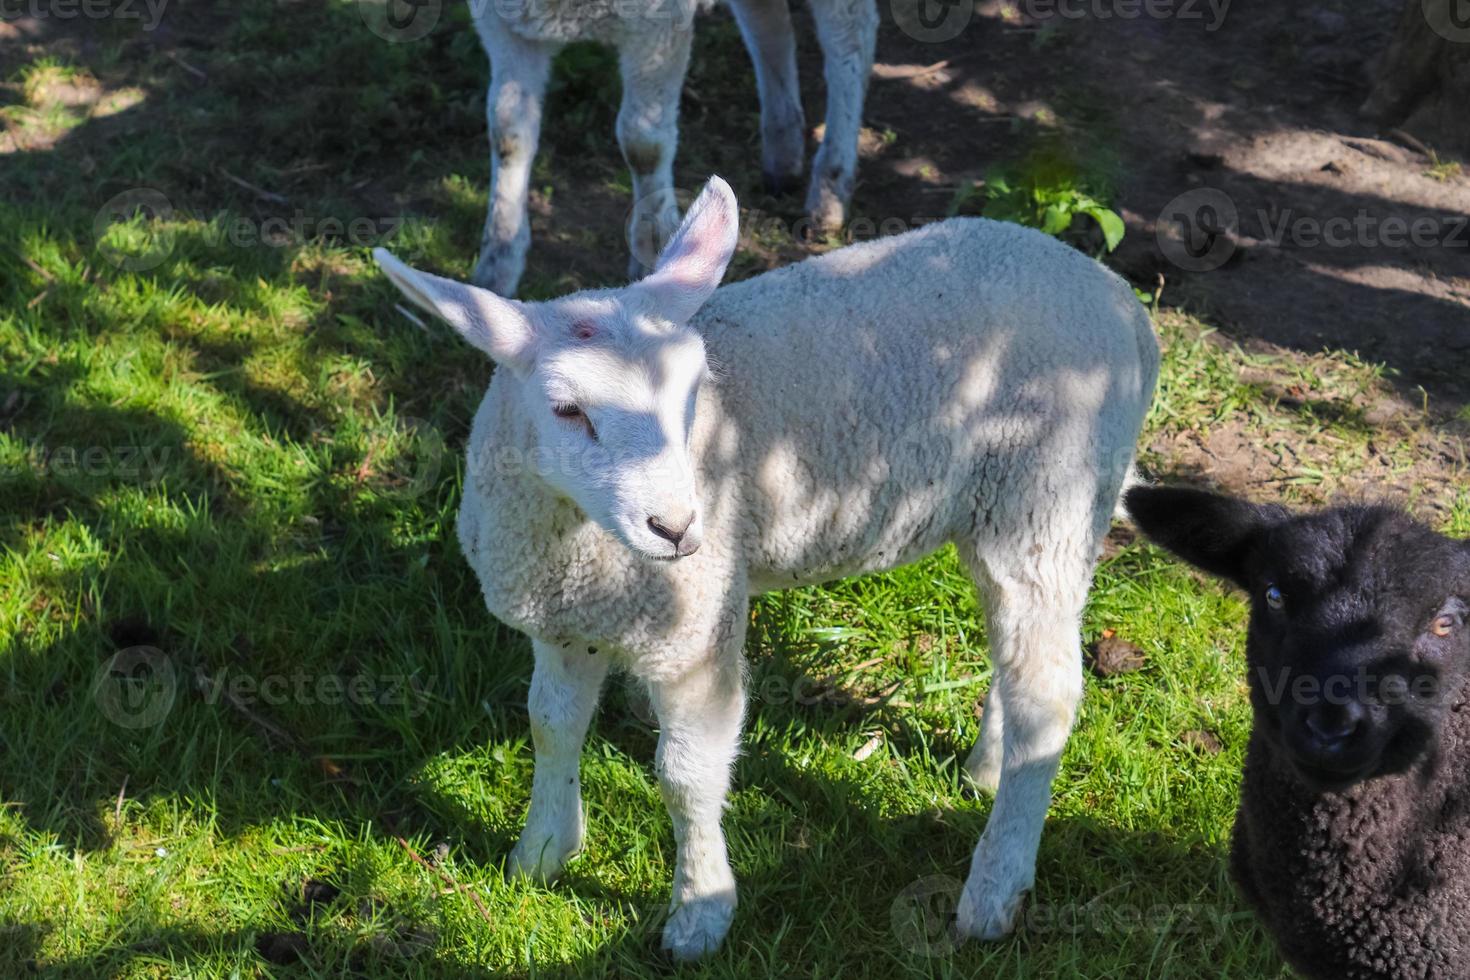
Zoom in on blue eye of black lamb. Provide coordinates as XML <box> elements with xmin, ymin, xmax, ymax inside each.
<box><xmin>1265</xmin><ymin>584</ymin><xmax>1284</xmax><ymax>610</ymax></box>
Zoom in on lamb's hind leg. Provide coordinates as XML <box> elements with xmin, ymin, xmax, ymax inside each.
<box><xmin>963</xmin><ymin>683</ymin><xmax>1005</xmax><ymax>793</ymax></box>
<box><xmin>805</xmin><ymin>0</ymin><xmax>877</xmax><ymax>231</ymax></box>
<box><xmin>471</xmin><ymin>28</ymin><xmax>553</xmax><ymax>296</ymax></box>
<box><xmin>728</xmin><ymin>0</ymin><xmax>806</xmax><ymax>194</ymax></box>
<box><xmin>954</xmin><ymin>534</ymin><xmax>1093</xmax><ymax>939</ymax></box>
<box><xmin>507</xmin><ymin>640</ymin><xmax>611</xmax><ymax>882</ymax></box>
<box><xmin>645</xmin><ymin>639</ymin><xmax>747</xmax><ymax>960</ymax></box>
<box><xmin>617</xmin><ymin>22</ymin><xmax>694</xmax><ymax>280</ymax></box>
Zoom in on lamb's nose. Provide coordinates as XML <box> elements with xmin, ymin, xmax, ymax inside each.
<box><xmin>1303</xmin><ymin>701</ymin><xmax>1365</xmax><ymax>749</ymax></box>
<box><xmin>647</xmin><ymin>513</ymin><xmax>695</xmax><ymax>548</ymax></box>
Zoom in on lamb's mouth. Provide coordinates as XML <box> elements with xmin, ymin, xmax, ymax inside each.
<box><xmin>1289</xmin><ymin>752</ymin><xmax>1378</xmax><ymax>789</ymax></box>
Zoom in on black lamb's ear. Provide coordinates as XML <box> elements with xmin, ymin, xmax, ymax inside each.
<box><xmin>1124</xmin><ymin>485</ymin><xmax>1289</xmax><ymax>589</ymax></box>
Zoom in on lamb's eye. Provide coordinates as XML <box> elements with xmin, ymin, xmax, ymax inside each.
<box><xmin>1432</xmin><ymin>614</ymin><xmax>1455</xmax><ymax>638</ymax></box>
<box><xmin>1265</xmin><ymin>585</ymin><xmax>1284</xmax><ymax>610</ymax></box>
<box><xmin>552</xmin><ymin>403</ymin><xmax>597</xmax><ymax>441</ymax></box>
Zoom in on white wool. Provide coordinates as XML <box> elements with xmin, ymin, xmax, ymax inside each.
<box><xmin>376</xmin><ymin>177</ymin><xmax>1160</xmax><ymax>960</ymax></box>
<box><xmin>492</xmin><ymin>0</ymin><xmax>716</xmax><ymax>44</ymax></box>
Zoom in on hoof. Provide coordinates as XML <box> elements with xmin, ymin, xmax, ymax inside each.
<box><xmin>662</xmin><ymin>894</ymin><xmax>735</xmax><ymax>961</ymax></box>
<box><xmin>470</xmin><ymin>246</ymin><xmax>523</xmax><ymax>298</ymax></box>
<box><xmin>805</xmin><ymin>185</ymin><xmax>848</xmax><ymax>236</ymax></box>
<box><xmin>803</xmin><ymin>155</ymin><xmax>851</xmax><ymax>235</ymax></box>
<box><xmin>506</xmin><ymin>834</ymin><xmax>578</xmax><ymax>885</ymax></box>
<box><xmin>955</xmin><ymin>874</ymin><xmax>1030</xmax><ymax>941</ymax></box>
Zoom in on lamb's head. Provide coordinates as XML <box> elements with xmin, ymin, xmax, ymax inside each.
<box><xmin>1126</xmin><ymin>485</ymin><xmax>1470</xmax><ymax>790</ymax></box>
<box><xmin>374</xmin><ymin>176</ymin><xmax>740</xmax><ymax>562</ymax></box>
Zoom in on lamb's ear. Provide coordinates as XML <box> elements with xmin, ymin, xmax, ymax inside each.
<box><xmin>637</xmin><ymin>176</ymin><xmax>739</xmax><ymax>324</ymax></box>
<box><xmin>374</xmin><ymin>248</ymin><xmax>537</xmax><ymax>375</ymax></box>
<box><xmin>1125</xmin><ymin>485</ymin><xmax>1289</xmax><ymax>589</ymax></box>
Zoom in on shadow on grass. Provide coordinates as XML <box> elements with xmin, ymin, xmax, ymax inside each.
<box><xmin>0</xmin><ymin>794</ymin><xmax>1268</xmax><ymax>977</ymax></box>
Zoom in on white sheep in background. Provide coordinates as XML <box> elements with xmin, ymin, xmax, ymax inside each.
<box><xmin>472</xmin><ymin>0</ymin><xmax>877</xmax><ymax>296</ymax></box>
<box><xmin>375</xmin><ymin>176</ymin><xmax>1159</xmax><ymax>959</ymax></box>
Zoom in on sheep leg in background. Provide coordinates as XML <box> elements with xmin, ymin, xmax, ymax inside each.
<box><xmin>471</xmin><ymin>28</ymin><xmax>553</xmax><ymax>297</ymax></box>
<box><xmin>728</xmin><ymin>0</ymin><xmax>806</xmax><ymax>195</ymax></box>
<box><xmin>507</xmin><ymin>640</ymin><xmax>611</xmax><ymax>881</ymax></box>
<box><xmin>805</xmin><ymin>0</ymin><xmax>877</xmax><ymax>231</ymax></box>
<box><xmin>963</xmin><ymin>682</ymin><xmax>1006</xmax><ymax>793</ymax></box>
<box><xmin>646</xmin><ymin>640</ymin><xmax>747</xmax><ymax>961</ymax></box>
<box><xmin>618</xmin><ymin>22</ymin><xmax>695</xmax><ymax>281</ymax></box>
<box><xmin>954</xmin><ymin>513</ymin><xmax>1094</xmax><ymax>939</ymax></box>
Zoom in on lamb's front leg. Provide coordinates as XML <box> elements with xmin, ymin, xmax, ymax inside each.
<box><xmin>646</xmin><ymin>652</ymin><xmax>746</xmax><ymax>960</ymax></box>
<box><xmin>471</xmin><ymin>29</ymin><xmax>553</xmax><ymax>296</ymax></box>
<box><xmin>507</xmin><ymin>640</ymin><xmax>610</xmax><ymax>882</ymax></box>
<box><xmin>805</xmin><ymin>0</ymin><xmax>877</xmax><ymax>231</ymax></box>
<box><xmin>616</xmin><ymin>24</ymin><xmax>694</xmax><ymax>280</ymax></box>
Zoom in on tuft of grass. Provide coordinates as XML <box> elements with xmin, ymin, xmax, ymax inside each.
<box><xmin>951</xmin><ymin>139</ymin><xmax>1125</xmax><ymax>254</ymax></box>
<box><xmin>1424</xmin><ymin>150</ymin><xmax>1463</xmax><ymax>183</ymax></box>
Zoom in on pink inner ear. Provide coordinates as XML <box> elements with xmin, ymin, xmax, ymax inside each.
<box><xmin>572</xmin><ymin>321</ymin><xmax>598</xmax><ymax>340</ymax></box>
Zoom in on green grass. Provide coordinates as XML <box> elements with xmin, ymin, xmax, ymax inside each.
<box><xmin>2</xmin><ymin>2</ymin><xmax>1466</xmax><ymax>977</ymax></box>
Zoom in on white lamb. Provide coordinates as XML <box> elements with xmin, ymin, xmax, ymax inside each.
<box><xmin>472</xmin><ymin>0</ymin><xmax>877</xmax><ymax>295</ymax></box>
<box><xmin>374</xmin><ymin>176</ymin><xmax>1159</xmax><ymax>960</ymax></box>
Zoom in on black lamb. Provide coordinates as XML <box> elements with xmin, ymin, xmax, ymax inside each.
<box><xmin>1125</xmin><ymin>485</ymin><xmax>1470</xmax><ymax>980</ymax></box>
